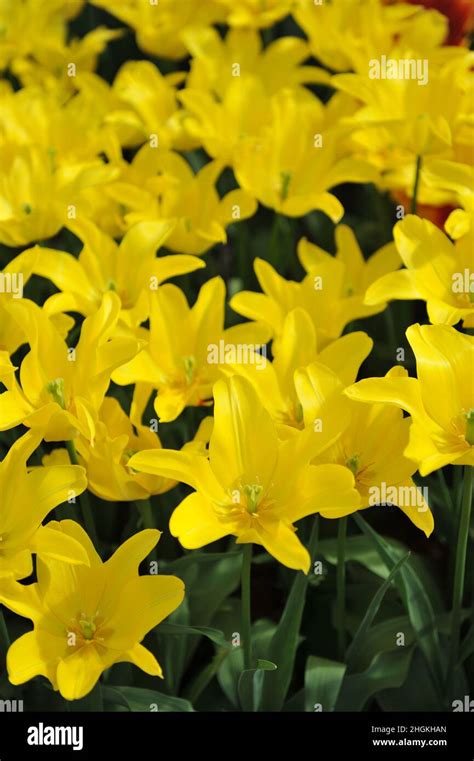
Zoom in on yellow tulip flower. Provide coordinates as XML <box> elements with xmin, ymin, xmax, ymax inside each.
<box><xmin>17</xmin><ymin>219</ymin><xmax>204</xmax><ymax>327</ymax></box>
<box><xmin>13</xmin><ymin>27</ymin><xmax>122</xmax><ymax>92</ymax></box>
<box><xmin>113</xmin><ymin>276</ymin><xmax>271</xmax><ymax>422</ymax></box>
<box><xmin>295</xmin><ymin>0</ymin><xmax>449</xmax><ymax>74</ymax></box>
<box><xmin>230</xmin><ymin>227</ymin><xmax>399</xmax><ymax>346</ymax></box>
<box><xmin>216</xmin><ymin>0</ymin><xmax>294</xmax><ymax>27</ymax></box>
<box><xmin>0</xmin><ymin>83</ymin><xmax>118</xmax><ymax>166</ymax></box>
<box><xmin>0</xmin><ymin>143</ymin><xmax>117</xmax><ymax>247</ymax></box>
<box><xmin>365</xmin><ymin>214</ymin><xmax>474</xmax><ymax>328</ymax></box>
<box><xmin>233</xmin><ymin>92</ymin><xmax>376</xmax><ymax>219</ymax></box>
<box><xmin>0</xmin><ymin>432</ymin><xmax>88</xmax><ymax>582</ymax></box>
<box><xmin>179</xmin><ymin>76</ymin><xmax>273</xmax><ymax>166</ymax></box>
<box><xmin>0</xmin><ymin>0</ymin><xmax>84</xmax><ymax>73</ymax></box>
<box><xmin>129</xmin><ymin>376</ymin><xmax>359</xmax><ymax>572</ymax></box>
<box><xmin>346</xmin><ymin>324</ymin><xmax>474</xmax><ymax>475</ymax></box>
<box><xmin>108</xmin><ymin>61</ymin><xmax>196</xmax><ymax>151</ymax></box>
<box><xmin>0</xmin><ymin>249</ymin><xmax>39</xmax><ymax>354</ymax></box>
<box><xmin>333</xmin><ymin>52</ymin><xmax>473</xmax><ymax>159</ymax></box>
<box><xmin>223</xmin><ymin>306</ymin><xmax>373</xmax><ymax>433</ymax></box>
<box><xmin>3</xmin><ymin>523</ymin><xmax>184</xmax><ymax>700</ymax></box>
<box><xmin>184</xmin><ymin>26</ymin><xmax>330</xmax><ymax>100</ymax></box>
<box><xmin>424</xmin><ymin>159</ymin><xmax>474</xmax><ymax>239</ymax></box>
<box><xmin>43</xmin><ymin>403</ymin><xmax>213</xmax><ymax>503</ymax></box>
<box><xmin>107</xmin><ymin>147</ymin><xmax>257</xmax><ymax>255</ymax></box>
<box><xmin>295</xmin><ymin>362</ymin><xmax>434</xmax><ymax>536</ymax></box>
<box><xmin>0</xmin><ymin>293</ymin><xmax>141</xmax><ymax>442</ymax></box>
<box><xmin>91</xmin><ymin>0</ymin><xmax>226</xmax><ymax>60</ymax></box>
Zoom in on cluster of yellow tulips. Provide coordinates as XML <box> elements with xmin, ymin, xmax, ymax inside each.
<box><xmin>0</xmin><ymin>0</ymin><xmax>472</xmax><ymax>712</ymax></box>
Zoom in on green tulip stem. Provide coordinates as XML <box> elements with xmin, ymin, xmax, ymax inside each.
<box><xmin>336</xmin><ymin>516</ymin><xmax>348</xmax><ymax>660</ymax></box>
<box><xmin>66</xmin><ymin>440</ymin><xmax>99</xmax><ymax>547</ymax></box>
<box><xmin>447</xmin><ymin>465</ymin><xmax>473</xmax><ymax>693</ymax></box>
<box><xmin>241</xmin><ymin>543</ymin><xmax>253</xmax><ymax>670</ymax></box>
<box><xmin>410</xmin><ymin>155</ymin><xmax>422</xmax><ymax>214</ymax></box>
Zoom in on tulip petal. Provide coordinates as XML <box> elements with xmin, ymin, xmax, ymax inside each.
<box><xmin>122</xmin><ymin>643</ymin><xmax>163</xmax><ymax>677</ymax></box>
<box><xmin>56</xmin><ymin>644</ymin><xmax>106</xmax><ymax>701</ymax></box>
<box><xmin>170</xmin><ymin>492</ymin><xmax>229</xmax><ymax>549</ymax></box>
<box><xmin>210</xmin><ymin>376</ymin><xmax>278</xmax><ymax>490</ymax></box>
<box><xmin>7</xmin><ymin>630</ymin><xmax>60</xmax><ymax>687</ymax></box>
<box><xmin>31</xmin><ymin>525</ymin><xmax>91</xmax><ymax>566</ymax></box>
<box><xmin>253</xmin><ymin>519</ymin><xmax>310</xmax><ymax>572</ymax></box>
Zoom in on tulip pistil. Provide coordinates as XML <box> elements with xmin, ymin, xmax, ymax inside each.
<box><xmin>280</xmin><ymin>171</ymin><xmax>292</xmax><ymax>201</ymax></box>
<box><xmin>243</xmin><ymin>483</ymin><xmax>263</xmax><ymax>514</ymax></box>
<box><xmin>75</xmin><ymin>612</ymin><xmax>99</xmax><ymax>642</ymax></box>
<box><xmin>346</xmin><ymin>454</ymin><xmax>360</xmax><ymax>476</ymax></box>
<box><xmin>46</xmin><ymin>377</ymin><xmax>66</xmax><ymax>409</ymax></box>
<box><xmin>465</xmin><ymin>409</ymin><xmax>474</xmax><ymax>446</ymax></box>
<box><xmin>183</xmin><ymin>355</ymin><xmax>196</xmax><ymax>385</ymax></box>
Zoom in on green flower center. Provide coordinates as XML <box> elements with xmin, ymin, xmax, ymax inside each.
<box><xmin>183</xmin><ymin>355</ymin><xmax>196</xmax><ymax>385</ymax></box>
<box><xmin>346</xmin><ymin>454</ymin><xmax>360</xmax><ymax>476</ymax></box>
<box><xmin>46</xmin><ymin>377</ymin><xmax>66</xmax><ymax>409</ymax></box>
<box><xmin>78</xmin><ymin>615</ymin><xmax>97</xmax><ymax>641</ymax></box>
<box><xmin>465</xmin><ymin>409</ymin><xmax>474</xmax><ymax>446</ymax></box>
<box><xmin>280</xmin><ymin>171</ymin><xmax>292</xmax><ymax>201</ymax></box>
<box><xmin>243</xmin><ymin>483</ymin><xmax>263</xmax><ymax>514</ymax></box>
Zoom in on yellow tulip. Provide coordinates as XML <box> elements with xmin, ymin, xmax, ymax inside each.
<box><xmin>346</xmin><ymin>324</ymin><xmax>474</xmax><ymax>475</ymax></box>
<box><xmin>184</xmin><ymin>26</ymin><xmax>329</xmax><ymax>99</ymax></box>
<box><xmin>216</xmin><ymin>0</ymin><xmax>294</xmax><ymax>27</ymax></box>
<box><xmin>223</xmin><ymin>306</ymin><xmax>373</xmax><ymax>433</ymax></box>
<box><xmin>90</xmin><ymin>0</ymin><xmax>226</xmax><ymax>60</ymax></box>
<box><xmin>333</xmin><ymin>52</ymin><xmax>473</xmax><ymax>159</ymax></box>
<box><xmin>233</xmin><ymin>91</ymin><xmax>376</xmax><ymax>219</ymax></box>
<box><xmin>0</xmin><ymin>432</ymin><xmax>88</xmax><ymax>582</ymax></box>
<box><xmin>108</xmin><ymin>61</ymin><xmax>196</xmax><ymax>151</ymax></box>
<box><xmin>295</xmin><ymin>0</ymin><xmax>450</xmax><ymax>73</ymax></box>
<box><xmin>17</xmin><ymin>219</ymin><xmax>204</xmax><ymax>327</ymax></box>
<box><xmin>0</xmin><ymin>293</ymin><xmax>141</xmax><ymax>442</ymax></box>
<box><xmin>295</xmin><ymin>362</ymin><xmax>434</xmax><ymax>535</ymax></box>
<box><xmin>107</xmin><ymin>147</ymin><xmax>257</xmax><ymax>255</ymax></box>
<box><xmin>129</xmin><ymin>376</ymin><xmax>359</xmax><ymax>572</ymax></box>
<box><xmin>43</xmin><ymin>403</ymin><xmax>213</xmax><ymax>503</ymax></box>
<box><xmin>0</xmin><ymin>143</ymin><xmax>117</xmax><ymax>247</ymax></box>
<box><xmin>230</xmin><ymin>227</ymin><xmax>399</xmax><ymax>346</ymax></box>
<box><xmin>179</xmin><ymin>76</ymin><xmax>273</xmax><ymax>166</ymax></box>
<box><xmin>424</xmin><ymin>159</ymin><xmax>474</xmax><ymax>239</ymax></box>
<box><xmin>3</xmin><ymin>523</ymin><xmax>184</xmax><ymax>700</ymax></box>
<box><xmin>365</xmin><ymin>214</ymin><xmax>474</xmax><ymax>328</ymax></box>
<box><xmin>113</xmin><ymin>276</ymin><xmax>271</xmax><ymax>422</ymax></box>
<box><xmin>0</xmin><ymin>0</ymin><xmax>84</xmax><ymax>74</ymax></box>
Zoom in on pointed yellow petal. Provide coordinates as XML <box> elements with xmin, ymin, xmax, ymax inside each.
<box><xmin>122</xmin><ymin>643</ymin><xmax>162</xmax><ymax>677</ymax></box>
<box><xmin>7</xmin><ymin>631</ymin><xmax>60</xmax><ymax>688</ymax></box>
<box><xmin>210</xmin><ymin>376</ymin><xmax>278</xmax><ymax>490</ymax></box>
<box><xmin>170</xmin><ymin>492</ymin><xmax>229</xmax><ymax>549</ymax></box>
<box><xmin>255</xmin><ymin>519</ymin><xmax>310</xmax><ymax>572</ymax></box>
<box><xmin>31</xmin><ymin>525</ymin><xmax>91</xmax><ymax>566</ymax></box>
<box><xmin>56</xmin><ymin>644</ymin><xmax>106</xmax><ymax>701</ymax></box>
